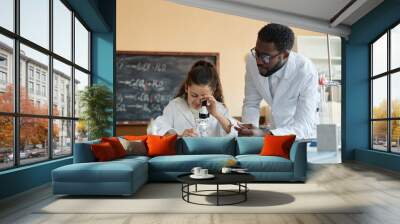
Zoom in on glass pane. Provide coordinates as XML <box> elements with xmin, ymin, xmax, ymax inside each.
<box><xmin>391</xmin><ymin>24</ymin><xmax>400</xmax><ymax>70</ymax></box>
<box><xmin>0</xmin><ymin>0</ymin><xmax>14</xmax><ymax>31</ymax></box>
<box><xmin>74</xmin><ymin>69</ymin><xmax>89</xmax><ymax>118</ymax></box>
<box><xmin>372</xmin><ymin>121</ymin><xmax>388</xmax><ymax>151</ymax></box>
<box><xmin>53</xmin><ymin>119</ymin><xmax>72</xmax><ymax>158</ymax></box>
<box><xmin>20</xmin><ymin>44</ymin><xmax>49</xmax><ymax>115</ymax></box>
<box><xmin>391</xmin><ymin>72</ymin><xmax>400</xmax><ymax>118</ymax></box>
<box><xmin>372</xmin><ymin>33</ymin><xmax>387</xmax><ymax>76</ymax></box>
<box><xmin>391</xmin><ymin>120</ymin><xmax>400</xmax><ymax>153</ymax></box>
<box><xmin>0</xmin><ymin>116</ymin><xmax>13</xmax><ymax>170</ymax></box>
<box><xmin>74</xmin><ymin>17</ymin><xmax>89</xmax><ymax>70</ymax></box>
<box><xmin>329</xmin><ymin>35</ymin><xmax>342</xmax><ymax>80</ymax></box>
<box><xmin>75</xmin><ymin>120</ymin><xmax>88</xmax><ymax>143</ymax></box>
<box><xmin>20</xmin><ymin>117</ymin><xmax>49</xmax><ymax>165</ymax></box>
<box><xmin>0</xmin><ymin>34</ymin><xmax>14</xmax><ymax>112</ymax></box>
<box><xmin>53</xmin><ymin>0</ymin><xmax>72</xmax><ymax>60</ymax></box>
<box><xmin>20</xmin><ymin>0</ymin><xmax>49</xmax><ymax>49</ymax></box>
<box><xmin>372</xmin><ymin>77</ymin><xmax>387</xmax><ymax>119</ymax></box>
<box><xmin>53</xmin><ymin>59</ymin><xmax>72</xmax><ymax>117</ymax></box>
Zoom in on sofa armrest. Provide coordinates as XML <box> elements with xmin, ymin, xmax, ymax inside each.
<box><xmin>73</xmin><ymin>140</ymin><xmax>100</xmax><ymax>163</ymax></box>
<box><xmin>289</xmin><ymin>141</ymin><xmax>307</xmax><ymax>181</ymax></box>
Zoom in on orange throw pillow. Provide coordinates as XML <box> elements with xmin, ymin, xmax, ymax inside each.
<box><xmin>124</xmin><ymin>135</ymin><xmax>148</xmax><ymax>141</ymax></box>
<box><xmin>260</xmin><ymin>135</ymin><xmax>296</xmax><ymax>159</ymax></box>
<box><xmin>146</xmin><ymin>134</ymin><xmax>177</xmax><ymax>157</ymax></box>
<box><xmin>101</xmin><ymin>137</ymin><xmax>126</xmax><ymax>158</ymax></box>
<box><xmin>91</xmin><ymin>142</ymin><xmax>117</xmax><ymax>161</ymax></box>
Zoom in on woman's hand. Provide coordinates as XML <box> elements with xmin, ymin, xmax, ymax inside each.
<box><xmin>181</xmin><ymin>128</ymin><xmax>198</xmax><ymax>137</ymax></box>
<box><xmin>203</xmin><ymin>95</ymin><xmax>219</xmax><ymax>117</ymax></box>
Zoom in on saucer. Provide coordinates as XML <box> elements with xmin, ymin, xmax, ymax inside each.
<box><xmin>190</xmin><ymin>174</ymin><xmax>215</xmax><ymax>179</ymax></box>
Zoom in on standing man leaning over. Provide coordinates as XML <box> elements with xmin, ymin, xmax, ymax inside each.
<box><xmin>236</xmin><ymin>23</ymin><xmax>319</xmax><ymax>139</ymax></box>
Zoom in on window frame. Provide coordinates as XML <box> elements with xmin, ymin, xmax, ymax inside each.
<box><xmin>370</xmin><ymin>20</ymin><xmax>400</xmax><ymax>154</ymax></box>
<box><xmin>0</xmin><ymin>0</ymin><xmax>92</xmax><ymax>171</ymax></box>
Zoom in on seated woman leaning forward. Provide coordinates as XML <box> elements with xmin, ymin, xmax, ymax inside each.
<box><xmin>148</xmin><ymin>60</ymin><xmax>238</xmax><ymax>137</ymax></box>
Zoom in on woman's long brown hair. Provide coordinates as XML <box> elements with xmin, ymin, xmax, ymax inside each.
<box><xmin>175</xmin><ymin>60</ymin><xmax>224</xmax><ymax>103</ymax></box>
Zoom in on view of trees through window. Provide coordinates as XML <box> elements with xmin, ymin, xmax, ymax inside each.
<box><xmin>371</xmin><ymin>23</ymin><xmax>400</xmax><ymax>153</ymax></box>
<box><xmin>0</xmin><ymin>0</ymin><xmax>91</xmax><ymax>170</ymax></box>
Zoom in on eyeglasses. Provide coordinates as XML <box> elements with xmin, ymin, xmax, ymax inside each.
<box><xmin>250</xmin><ymin>47</ymin><xmax>281</xmax><ymax>64</ymax></box>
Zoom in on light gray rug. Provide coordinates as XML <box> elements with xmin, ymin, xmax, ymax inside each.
<box><xmin>38</xmin><ymin>183</ymin><xmax>361</xmax><ymax>214</ymax></box>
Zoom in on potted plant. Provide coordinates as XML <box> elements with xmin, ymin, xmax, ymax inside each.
<box><xmin>79</xmin><ymin>84</ymin><xmax>113</xmax><ymax>140</ymax></box>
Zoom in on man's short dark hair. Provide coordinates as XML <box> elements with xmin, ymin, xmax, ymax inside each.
<box><xmin>258</xmin><ymin>23</ymin><xmax>295</xmax><ymax>52</ymax></box>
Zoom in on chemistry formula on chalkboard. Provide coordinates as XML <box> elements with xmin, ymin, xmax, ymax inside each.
<box><xmin>116</xmin><ymin>52</ymin><xmax>218</xmax><ymax>124</ymax></box>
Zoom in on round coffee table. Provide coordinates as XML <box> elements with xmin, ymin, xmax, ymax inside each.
<box><xmin>177</xmin><ymin>172</ymin><xmax>255</xmax><ymax>206</ymax></box>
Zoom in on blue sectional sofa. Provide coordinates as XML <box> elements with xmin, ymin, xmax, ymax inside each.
<box><xmin>52</xmin><ymin>137</ymin><xmax>307</xmax><ymax>196</ymax></box>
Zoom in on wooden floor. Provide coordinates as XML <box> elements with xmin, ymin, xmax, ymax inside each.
<box><xmin>1</xmin><ymin>162</ymin><xmax>400</xmax><ymax>224</ymax></box>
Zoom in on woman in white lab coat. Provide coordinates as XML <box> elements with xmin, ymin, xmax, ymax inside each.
<box><xmin>149</xmin><ymin>60</ymin><xmax>237</xmax><ymax>137</ymax></box>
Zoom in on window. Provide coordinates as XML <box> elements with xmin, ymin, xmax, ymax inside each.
<box><xmin>28</xmin><ymin>67</ymin><xmax>34</xmax><ymax>80</ymax></box>
<box><xmin>20</xmin><ymin>0</ymin><xmax>49</xmax><ymax>49</ymax></box>
<box><xmin>0</xmin><ymin>34</ymin><xmax>13</xmax><ymax>113</ymax></box>
<box><xmin>0</xmin><ymin>53</ymin><xmax>7</xmax><ymax>91</ymax></box>
<box><xmin>28</xmin><ymin>81</ymin><xmax>34</xmax><ymax>94</ymax></box>
<box><xmin>75</xmin><ymin>17</ymin><xmax>89</xmax><ymax>70</ymax></box>
<box><xmin>0</xmin><ymin>116</ymin><xmax>13</xmax><ymax>170</ymax></box>
<box><xmin>0</xmin><ymin>71</ymin><xmax>6</xmax><ymax>85</ymax></box>
<box><xmin>53</xmin><ymin>0</ymin><xmax>72</xmax><ymax>60</ymax></box>
<box><xmin>0</xmin><ymin>0</ymin><xmax>91</xmax><ymax>170</ymax></box>
<box><xmin>42</xmin><ymin>85</ymin><xmax>46</xmax><ymax>97</ymax></box>
<box><xmin>0</xmin><ymin>0</ymin><xmax>14</xmax><ymax>32</ymax></box>
<box><xmin>35</xmin><ymin>70</ymin><xmax>41</xmax><ymax>81</ymax></box>
<box><xmin>41</xmin><ymin>73</ymin><xmax>46</xmax><ymax>83</ymax></box>
<box><xmin>35</xmin><ymin>83</ymin><xmax>40</xmax><ymax>95</ymax></box>
<box><xmin>53</xmin><ymin>59</ymin><xmax>72</xmax><ymax>117</ymax></box>
<box><xmin>74</xmin><ymin>69</ymin><xmax>89</xmax><ymax>118</ymax></box>
<box><xmin>371</xmin><ymin>23</ymin><xmax>400</xmax><ymax>154</ymax></box>
<box><xmin>0</xmin><ymin>54</ymin><xmax>7</xmax><ymax>67</ymax></box>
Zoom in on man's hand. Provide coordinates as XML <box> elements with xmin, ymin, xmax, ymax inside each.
<box><xmin>234</xmin><ymin>123</ymin><xmax>255</xmax><ymax>136</ymax></box>
<box><xmin>181</xmin><ymin>128</ymin><xmax>198</xmax><ymax>137</ymax></box>
<box><xmin>234</xmin><ymin>123</ymin><xmax>273</xmax><ymax>136</ymax></box>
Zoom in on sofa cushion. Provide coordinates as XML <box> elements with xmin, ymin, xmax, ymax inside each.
<box><xmin>52</xmin><ymin>159</ymin><xmax>147</xmax><ymax>183</ymax></box>
<box><xmin>115</xmin><ymin>155</ymin><xmax>150</xmax><ymax>163</ymax></box>
<box><xmin>147</xmin><ymin>134</ymin><xmax>177</xmax><ymax>157</ymax></box>
<box><xmin>178</xmin><ymin>137</ymin><xmax>236</xmax><ymax>155</ymax></box>
<box><xmin>119</xmin><ymin>138</ymin><xmax>147</xmax><ymax>156</ymax></box>
<box><xmin>123</xmin><ymin>135</ymin><xmax>148</xmax><ymax>141</ymax></box>
<box><xmin>236</xmin><ymin>155</ymin><xmax>293</xmax><ymax>172</ymax></box>
<box><xmin>148</xmin><ymin>154</ymin><xmax>235</xmax><ymax>172</ymax></box>
<box><xmin>101</xmin><ymin>137</ymin><xmax>127</xmax><ymax>158</ymax></box>
<box><xmin>260</xmin><ymin>135</ymin><xmax>296</xmax><ymax>159</ymax></box>
<box><xmin>236</xmin><ymin>137</ymin><xmax>264</xmax><ymax>155</ymax></box>
<box><xmin>91</xmin><ymin>142</ymin><xmax>118</xmax><ymax>161</ymax></box>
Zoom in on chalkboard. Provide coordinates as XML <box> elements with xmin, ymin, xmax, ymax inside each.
<box><xmin>116</xmin><ymin>51</ymin><xmax>219</xmax><ymax>124</ymax></box>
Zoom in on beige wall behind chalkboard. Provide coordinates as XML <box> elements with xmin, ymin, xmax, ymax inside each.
<box><xmin>117</xmin><ymin>0</ymin><xmax>321</xmax><ymax>119</ymax></box>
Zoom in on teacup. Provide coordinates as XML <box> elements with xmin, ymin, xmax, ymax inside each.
<box><xmin>199</xmin><ymin>168</ymin><xmax>208</xmax><ymax>176</ymax></box>
<box><xmin>191</xmin><ymin>167</ymin><xmax>202</xmax><ymax>176</ymax></box>
<box><xmin>221</xmin><ymin>167</ymin><xmax>232</xmax><ymax>174</ymax></box>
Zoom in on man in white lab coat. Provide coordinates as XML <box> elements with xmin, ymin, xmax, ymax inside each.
<box><xmin>236</xmin><ymin>23</ymin><xmax>319</xmax><ymax>139</ymax></box>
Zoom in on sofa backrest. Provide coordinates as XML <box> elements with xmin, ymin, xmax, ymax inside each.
<box><xmin>73</xmin><ymin>139</ymin><xmax>100</xmax><ymax>163</ymax></box>
<box><xmin>177</xmin><ymin>137</ymin><xmax>236</xmax><ymax>155</ymax></box>
<box><xmin>236</xmin><ymin>137</ymin><xmax>264</xmax><ymax>155</ymax></box>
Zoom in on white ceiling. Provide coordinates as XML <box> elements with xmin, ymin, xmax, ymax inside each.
<box><xmin>168</xmin><ymin>0</ymin><xmax>384</xmax><ymax>38</ymax></box>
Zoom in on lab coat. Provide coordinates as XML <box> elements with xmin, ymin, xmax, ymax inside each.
<box><xmin>150</xmin><ymin>97</ymin><xmax>238</xmax><ymax>137</ymax></box>
<box><xmin>242</xmin><ymin>51</ymin><xmax>319</xmax><ymax>139</ymax></box>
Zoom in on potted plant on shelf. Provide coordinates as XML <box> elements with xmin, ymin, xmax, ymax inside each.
<box><xmin>79</xmin><ymin>84</ymin><xmax>113</xmax><ymax>140</ymax></box>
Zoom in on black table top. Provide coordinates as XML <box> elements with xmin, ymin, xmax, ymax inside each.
<box><xmin>177</xmin><ymin>172</ymin><xmax>255</xmax><ymax>185</ymax></box>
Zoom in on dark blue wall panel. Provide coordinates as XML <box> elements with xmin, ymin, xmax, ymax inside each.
<box><xmin>0</xmin><ymin>158</ymin><xmax>72</xmax><ymax>199</ymax></box>
<box><xmin>344</xmin><ymin>0</ymin><xmax>400</xmax><ymax>171</ymax></box>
